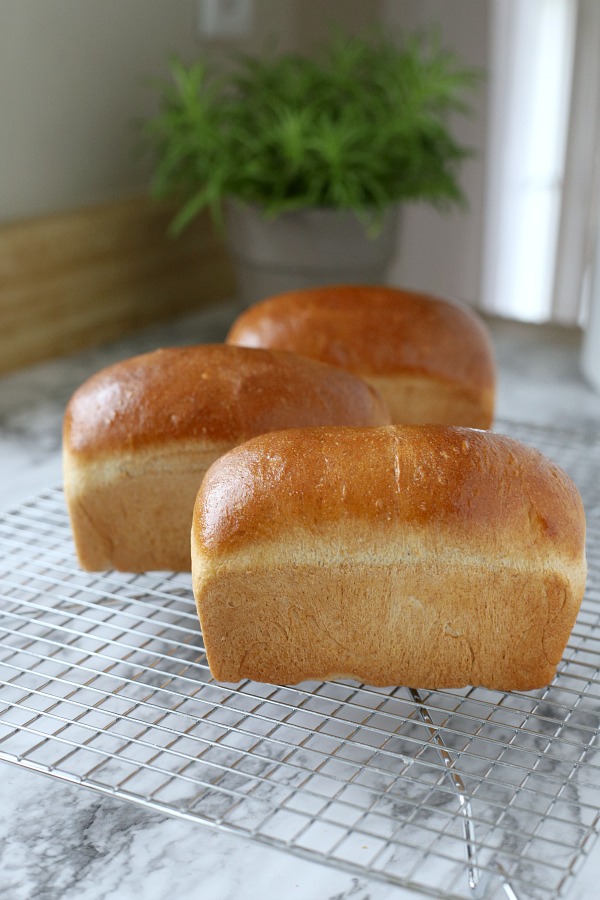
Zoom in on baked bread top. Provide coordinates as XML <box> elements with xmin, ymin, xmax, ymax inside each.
<box><xmin>194</xmin><ymin>424</ymin><xmax>586</xmax><ymax>569</ymax></box>
<box><xmin>64</xmin><ymin>344</ymin><xmax>391</xmax><ymax>457</ymax></box>
<box><xmin>226</xmin><ymin>284</ymin><xmax>496</xmax><ymax>390</ymax></box>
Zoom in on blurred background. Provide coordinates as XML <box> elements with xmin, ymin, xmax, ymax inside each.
<box><xmin>1</xmin><ymin>0</ymin><xmax>599</xmax><ymax>374</ymax></box>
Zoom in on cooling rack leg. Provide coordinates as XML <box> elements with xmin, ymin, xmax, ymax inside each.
<box><xmin>492</xmin><ymin>861</ymin><xmax>521</xmax><ymax>900</ymax></box>
<box><xmin>408</xmin><ymin>689</ymin><xmax>524</xmax><ymax>900</ymax></box>
<box><xmin>408</xmin><ymin>688</ymin><xmax>480</xmax><ymax>891</ymax></box>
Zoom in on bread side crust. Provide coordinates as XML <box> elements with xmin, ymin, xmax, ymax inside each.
<box><xmin>363</xmin><ymin>373</ymin><xmax>494</xmax><ymax>428</ymax></box>
<box><xmin>193</xmin><ymin>547</ymin><xmax>586</xmax><ymax>690</ymax></box>
<box><xmin>64</xmin><ymin>441</ymin><xmax>230</xmax><ymax>571</ymax></box>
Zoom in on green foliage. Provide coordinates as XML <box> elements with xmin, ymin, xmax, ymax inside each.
<box><xmin>144</xmin><ymin>31</ymin><xmax>480</xmax><ymax>234</ymax></box>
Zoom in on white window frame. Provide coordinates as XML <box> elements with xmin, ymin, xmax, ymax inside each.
<box><xmin>481</xmin><ymin>0</ymin><xmax>578</xmax><ymax>324</ymax></box>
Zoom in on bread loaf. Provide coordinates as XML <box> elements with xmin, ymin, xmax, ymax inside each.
<box><xmin>63</xmin><ymin>344</ymin><xmax>390</xmax><ymax>572</ymax></box>
<box><xmin>192</xmin><ymin>425</ymin><xmax>586</xmax><ymax>690</ymax></box>
<box><xmin>226</xmin><ymin>284</ymin><xmax>496</xmax><ymax>428</ymax></box>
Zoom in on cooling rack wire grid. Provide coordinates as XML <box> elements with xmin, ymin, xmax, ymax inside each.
<box><xmin>1</xmin><ymin>420</ymin><xmax>600</xmax><ymax>900</ymax></box>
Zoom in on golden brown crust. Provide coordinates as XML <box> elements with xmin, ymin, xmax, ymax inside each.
<box><xmin>226</xmin><ymin>285</ymin><xmax>496</xmax><ymax>427</ymax></box>
<box><xmin>195</xmin><ymin>425</ymin><xmax>585</xmax><ymax>563</ymax></box>
<box><xmin>192</xmin><ymin>425</ymin><xmax>587</xmax><ymax>689</ymax></box>
<box><xmin>63</xmin><ymin>344</ymin><xmax>391</xmax><ymax>458</ymax></box>
<box><xmin>63</xmin><ymin>345</ymin><xmax>390</xmax><ymax>572</ymax></box>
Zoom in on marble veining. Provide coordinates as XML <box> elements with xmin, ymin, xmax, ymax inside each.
<box><xmin>0</xmin><ymin>766</ymin><xmax>405</xmax><ymax>900</ymax></box>
<box><xmin>2</xmin><ymin>301</ymin><xmax>600</xmax><ymax>899</ymax></box>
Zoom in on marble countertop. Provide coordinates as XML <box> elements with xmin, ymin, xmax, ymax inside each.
<box><xmin>1</xmin><ymin>299</ymin><xmax>600</xmax><ymax>900</ymax></box>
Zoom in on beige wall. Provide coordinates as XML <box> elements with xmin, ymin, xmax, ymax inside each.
<box><xmin>1</xmin><ymin>1</ymin><xmax>197</xmax><ymax>221</ymax></box>
<box><xmin>0</xmin><ymin>0</ymin><xmax>380</xmax><ymax>223</ymax></box>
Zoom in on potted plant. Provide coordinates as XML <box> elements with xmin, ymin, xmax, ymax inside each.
<box><xmin>144</xmin><ymin>31</ymin><xmax>479</xmax><ymax>303</ymax></box>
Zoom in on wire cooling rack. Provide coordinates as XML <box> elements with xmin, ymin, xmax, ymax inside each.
<box><xmin>1</xmin><ymin>420</ymin><xmax>600</xmax><ymax>900</ymax></box>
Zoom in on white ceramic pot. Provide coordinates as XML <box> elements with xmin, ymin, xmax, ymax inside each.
<box><xmin>224</xmin><ymin>201</ymin><xmax>400</xmax><ymax>305</ymax></box>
